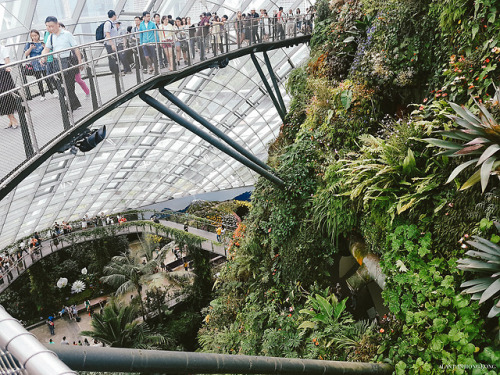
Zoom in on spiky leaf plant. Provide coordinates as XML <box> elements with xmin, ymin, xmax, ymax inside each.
<box><xmin>425</xmin><ymin>88</ymin><xmax>500</xmax><ymax>192</ymax></box>
<box><xmin>457</xmin><ymin>222</ymin><xmax>500</xmax><ymax>318</ymax></box>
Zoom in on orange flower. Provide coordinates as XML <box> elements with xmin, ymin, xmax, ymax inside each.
<box><xmin>380</xmin><ymin>328</ymin><xmax>385</xmax><ymax>333</ymax></box>
<box><xmin>485</xmin><ymin>58</ymin><xmax>490</xmax><ymax>63</ymax></box>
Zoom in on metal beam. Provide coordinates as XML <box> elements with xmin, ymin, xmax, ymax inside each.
<box><xmin>139</xmin><ymin>92</ymin><xmax>284</xmax><ymax>187</ymax></box>
<box><xmin>48</xmin><ymin>345</ymin><xmax>394</xmax><ymax>374</ymax></box>
<box><xmin>159</xmin><ymin>88</ymin><xmax>272</xmax><ymax>172</ymax></box>
<box><xmin>263</xmin><ymin>51</ymin><xmax>287</xmax><ymax>117</ymax></box>
<box><xmin>250</xmin><ymin>52</ymin><xmax>286</xmax><ymax>122</ymax></box>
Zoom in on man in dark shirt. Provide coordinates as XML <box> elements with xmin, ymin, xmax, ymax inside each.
<box><xmin>250</xmin><ymin>9</ymin><xmax>260</xmax><ymax>44</ymax></box>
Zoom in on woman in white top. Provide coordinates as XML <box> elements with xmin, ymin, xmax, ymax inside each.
<box><xmin>159</xmin><ymin>16</ymin><xmax>174</xmax><ymax>71</ymax></box>
<box><xmin>211</xmin><ymin>16</ymin><xmax>224</xmax><ymax>55</ymax></box>
<box><xmin>0</xmin><ymin>45</ymin><xmax>19</xmax><ymax>129</ymax></box>
<box><xmin>286</xmin><ymin>9</ymin><xmax>295</xmax><ymax>37</ymax></box>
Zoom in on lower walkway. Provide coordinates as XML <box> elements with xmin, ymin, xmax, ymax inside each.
<box><xmin>0</xmin><ymin>219</ymin><xmax>227</xmax><ymax>293</ymax></box>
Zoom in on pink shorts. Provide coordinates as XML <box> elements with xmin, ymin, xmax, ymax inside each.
<box><xmin>162</xmin><ymin>40</ymin><xmax>173</xmax><ymax>48</ymax></box>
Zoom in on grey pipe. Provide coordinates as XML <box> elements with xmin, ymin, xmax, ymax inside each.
<box><xmin>160</xmin><ymin>87</ymin><xmax>273</xmax><ymax>172</ymax></box>
<box><xmin>0</xmin><ymin>305</ymin><xmax>76</xmax><ymax>375</ymax></box>
<box><xmin>48</xmin><ymin>345</ymin><xmax>394</xmax><ymax>374</ymax></box>
<box><xmin>140</xmin><ymin>92</ymin><xmax>285</xmax><ymax>187</ymax></box>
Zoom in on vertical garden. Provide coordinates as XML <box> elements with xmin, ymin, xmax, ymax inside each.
<box><xmin>198</xmin><ymin>0</ymin><xmax>500</xmax><ymax>373</ymax></box>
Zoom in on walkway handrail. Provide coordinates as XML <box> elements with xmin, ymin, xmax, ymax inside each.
<box><xmin>0</xmin><ymin>306</ymin><xmax>76</xmax><ymax>375</ymax></box>
<box><xmin>47</xmin><ymin>345</ymin><xmax>394</xmax><ymax>374</ymax></box>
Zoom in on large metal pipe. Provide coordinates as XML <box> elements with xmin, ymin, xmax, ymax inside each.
<box><xmin>0</xmin><ymin>305</ymin><xmax>76</xmax><ymax>375</ymax></box>
<box><xmin>140</xmin><ymin>92</ymin><xmax>285</xmax><ymax>187</ymax></box>
<box><xmin>263</xmin><ymin>51</ymin><xmax>287</xmax><ymax>117</ymax></box>
<box><xmin>48</xmin><ymin>345</ymin><xmax>394</xmax><ymax>374</ymax></box>
<box><xmin>160</xmin><ymin>87</ymin><xmax>273</xmax><ymax>172</ymax></box>
<box><xmin>250</xmin><ymin>53</ymin><xmax>287</xmax><ymax>122</ymax></box>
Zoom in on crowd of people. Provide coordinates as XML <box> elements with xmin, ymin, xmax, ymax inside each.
<box><xmin>0</xmin><ymin>6</ymin><xmax>315</xmax><ymax>127</ymax></box>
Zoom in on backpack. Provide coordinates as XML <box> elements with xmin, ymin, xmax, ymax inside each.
<box><xmin>96</xmin><ymin>20</ymin><xmax>113</xmax><ymax>41</ymax></box>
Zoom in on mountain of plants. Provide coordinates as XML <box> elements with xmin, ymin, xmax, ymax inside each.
<box><xmin>197</xmin><ymin>0</ymin><xmax>500</xmax><ymax>373</ymax></box>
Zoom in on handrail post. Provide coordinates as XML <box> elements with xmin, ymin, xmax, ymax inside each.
<box><xmin>82</xmin><ymin>48</ymin><xmax>98</xmax><ymax>110</ymax></box>
<box><xmin>55</xmin><ymin>54</ymin><xmax>73</xmax><ymax>130</ymax></box>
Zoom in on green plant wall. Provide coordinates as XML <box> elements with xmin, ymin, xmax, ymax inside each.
<box><xmin>198</xmin><ymin>0</ymin><xmax>500</xmax><ymax>373</ymax></box>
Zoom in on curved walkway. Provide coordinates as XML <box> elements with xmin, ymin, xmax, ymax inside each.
<box><xmin>0</xmin><ymin>219</ymin><xmax>226</xmax><ymax>294</ymax></box>
<box><xmin>0</xmin><ymin>22</ymin><xmax>313</xmax><ymax>200</ymax></box>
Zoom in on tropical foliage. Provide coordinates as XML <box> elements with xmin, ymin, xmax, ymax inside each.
<box><xmin>81</xmin><ymin>299</ymin><xmax>166</xmax><ymax>349</ymax></box>
<box><xmin>458</xmin><ymin>222</ymin><xmax>500</xmax><ymax>318</ymax></box>
<box><xmin>425</xmin><ymin>88</ymin><xmax>500</xmax><ymax>192</ymax></box>
<box><xmin>197</xmin><ymin>0</ymin><xmax>500</xmax><ymax>373</ymax></box>
<box><xmin>101</xmin><ymin>251</ymin><xmax>158</xmax><ymax>320</ymax></box>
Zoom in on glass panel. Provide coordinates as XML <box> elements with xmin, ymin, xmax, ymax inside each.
<box><xmin>33</xmin><ymin>0</ymin><xmax>78</xmax><ymax>26</ymax></box>
<box><xmin>80</xmin><ymin>0</ymin><xmax>120</xmax><ymax>18</ymax></box>
<box><xmin>0</xmin><ymin>0</ymin><xmax>29</xmax><ymax>32</ymax></box>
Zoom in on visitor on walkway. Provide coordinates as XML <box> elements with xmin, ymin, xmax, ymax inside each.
<box><xmin>60</xmin><ymin>336</ymin><xmax>70</xmax><ymax>345</ymax></box>
<box><xmin>174</xmin><ymin>17</ymin><xmax>188</xmax><ymax>66</ymax></box>
<box><xmin>285</xmin><ymin>9</ymin><xmax>295</xmax><ymax>37</ymax></box>
<box><xmin>23</xmin><ymin>29</ymin><xmax>55</xmax><ymax>101</ymax></box>
<box><xmin>132</xmin><ymin>16</ymin><xmax>147</xmax><ymax>71</ymax></box>
<box><xmin>187</xmin><ymin>17</ymin><xmax>196</xmax><ymax>60</ymax></box>
<box><xmin>0</xmin><ymin>44</ymin><xmax>19</xmax><ymax>129</ymax></box>
<box><xmin>103</xmin><ymin>10</ymin><xmax>119</xmax><ymax>76</ymax></box>
<box><xmin>41</xmin><ymin>16</ymin><xmax>82</xmax><ymax>112</ymax></box>
<box><xmin>47</xmin><ymin>318</ymin><xmax>55</xmax><ymax>335</ymax></box>
<box><xmin>115</xmin><ymin>22</ymin><xmax>132</xmax><ymax>75</ymax></box>
<box><xmin>250</xmin><ymin>9</ymin><xmax>260</xmax><ymax>44</ymax></box>
<box><xmin>159</xmin><ymin>16</ymin><xmax>174</xmax><ymax>71</ymax></box>
<box><xmin>139</xmin><ymin>11</ymin><xmax>158</xmax><ymax>74</ymax></box>
<box><xmin>49</xmin><ymin>339</ymin><xmax>54</xmax><ymax>344</ymax></box>
<box><xmin>216</xmin><ymin>225</ymin><xmax>222</xmax><ymax>242</ymax></box>
<box><xmin>276</xmin><ymin>7</ymin><xmax>286</xmax><ymax>40</ymax></box>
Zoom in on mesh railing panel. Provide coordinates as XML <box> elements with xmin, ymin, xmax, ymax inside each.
<box><xmin>0</xmin><ymin>348</ymin><xmax>28</xmax><ymax>375</ymax></box>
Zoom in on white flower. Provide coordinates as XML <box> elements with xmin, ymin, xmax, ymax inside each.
<box><xmin>71</xmin><ymin>280</ymin><xmax>86</xmax><ymax>294</ymax></box>
<box><xmin>81</xmin><ymin>267</ymin><xmax>88</xmax><ymax>275</ymax></box>
<box><xmin>56</xmin><ymin>277</ymin><xmax>68</xmax><ymax>288</ymax></box>
<box><xmin>396</xmin><ymin>260</ymin><xmax>408</xmax><ymax>273</ymax></box>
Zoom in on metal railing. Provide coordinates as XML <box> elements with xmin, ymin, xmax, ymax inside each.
<box><xmin>0</xmin><ymin>16</ymin><xmax>313</xmax><ymax>190</ymax></box>
<box><xmin>49</xmin><ymin>345</ymin><xmax>394</xmax><ymax>374</ymax></box>
<box><xmin>0</xmin><ymin>306</ymin><xmax>76</xmax><ymax>375</ymax></box>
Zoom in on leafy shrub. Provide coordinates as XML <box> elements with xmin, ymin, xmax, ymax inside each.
<box><xmin>458</xmin><ymin>221</ymin><xmax>500</xmax><ymax>318</ymax></box>
<box><xmin>426</xmin><ymin>93</ymin><xmax>500</xmax><ymax>192</ymax></box>
<box><xmin>338</xmin><ymin>119</ymin><xmax>445</xmax><ymax>220</ymax></box>
<box><xmin>380</xmin><ymin>224</ymin><xmax>488</xmax><ymax>374</ymax></box>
